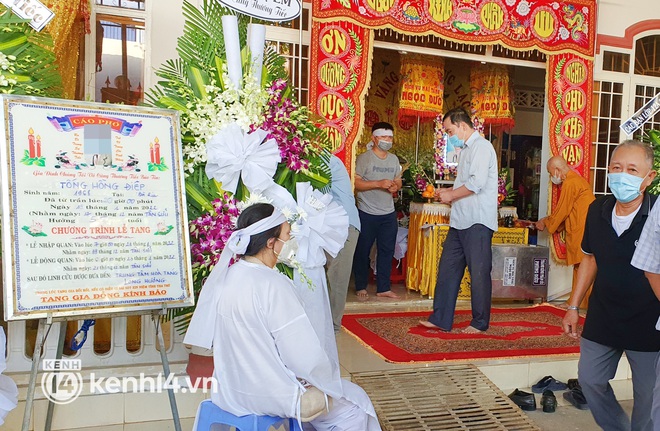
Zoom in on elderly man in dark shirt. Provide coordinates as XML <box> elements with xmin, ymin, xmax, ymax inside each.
<box><xmin>563</xmin><ymin>140</ymin><xmax>659</xmax><ymax>431</ymax></box>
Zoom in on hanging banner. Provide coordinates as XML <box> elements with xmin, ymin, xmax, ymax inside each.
<box><xmin>310</xmin><ymin>21</ymin><xmax>373</xmax><ymax>175</ymax></box>
<box><xmin>470</xmin><ymin>63</ymin><xmax>515</xmax><ymax>129</ymax></box>
<box><xmin>547</xmin><ymin>53</ymin><xmax>593</xmax><ymax>262</ymax></box>
<box><xmin>398</xmin><ymin>55</ymin><xmax>444</xmax><ymax>122</ymax></box>
<box><xmin>444</xmin><ymin>59</ymin><xmax>472</xmax><ymax>113</ymax></box>
<box><xmin>312</xmin><ymin>0</ymin><xmax>596</xmax><ymax>58</ymax></box>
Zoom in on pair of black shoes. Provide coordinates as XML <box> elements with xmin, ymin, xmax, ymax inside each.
<box><xmin>508</xmin><ymin>389</ymin><xmax>557</xmax><ymax>413</ymax></box>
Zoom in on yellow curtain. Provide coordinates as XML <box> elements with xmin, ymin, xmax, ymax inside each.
<box><xmin>398</xmin><ymin>54</ymin><xmax>444</xmax><ymax>123</ymax></box>
<box><xmin>45</xmin><ymin>0</ymin><xmax>91</xmax><ymax>99</ymax></box>
<box><xmin>470</xmin><ymin>63</ymin><xmax>515</xmax><ymax>130</ymax></box>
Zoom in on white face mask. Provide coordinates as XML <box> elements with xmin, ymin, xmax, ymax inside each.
<box><xmin>274</xmin><ymin>238</ymin><xmax>298</xmax><ymax>265</ymax></box>
<box><xmin>550</xmin><ymin>175</ymin><xmax>563</xmax><ymax>185</ymax></box>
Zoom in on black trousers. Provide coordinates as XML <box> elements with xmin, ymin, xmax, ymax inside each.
<box><xmin>428</xmin><ymin>224</ymin><xmax>494</xmax><ymax>331</ymax></box>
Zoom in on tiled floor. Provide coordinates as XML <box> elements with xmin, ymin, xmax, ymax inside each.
<box><xmin>4</xmin><ymin>282</ymin><xmax>635</xmax><ymax>430</ymax></box>
<box><xmin>339</xmin><ymin>282</ymin><xmax>634</xmax><ymax>431</ymax></box>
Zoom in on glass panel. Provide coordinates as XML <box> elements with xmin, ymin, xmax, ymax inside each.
<box><xmin>613</xmin><ymin>82</ymin><xmax>623</xmax><ymax>94</ymax></box>
<box><xmin>598</xmin><ymin>119</ymin><xmax>609</xmax><ymax>143</ymax></box>
<box><xmin>602</xmin><ymin>51</ymin><xmax>630</xmax><ymax>73</ymax></box>
<box><xmin>596</xmin><ymin>144</ymin><xmax>607</xmax><ymax>167</ymax></box>
<box><xmin>601</xmin><ymin>81</ymin><xmax>611</xmax><ymax>92</ymax></box>
<box><xmin>634</xmin><ymin>35</ymin><xmax>660</xmax><ymax>77</ymax></box>
<box><xmin>595</xmin><ymin>169</ymin><xmax>606</xmax><ymax>194</ymax></box>
<box><xmin>609</xmin><ymin>120</ymin><xmax>620</xmax><ymax>143</ymax></box>
<box><xmin>96</xmin><ymin>0</ymin><xmax>145</xmax><ymax>10</ymax></box>
<box><xmin>95</xmin><ymin>15</ymin><xmax>145</xmax><ymax>105</ymax></box>
<box><xmin>611</xmin><ymin>95</ymin><xmax>622</xmax><ymax>117</ymax></box>
<box><xmin>599</xmin><ymin>93</ymin><xmax>611</xmax><ymax>117</ymax></box>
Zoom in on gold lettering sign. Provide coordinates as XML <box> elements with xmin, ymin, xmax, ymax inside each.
<box><xmin>562</xmin><ymin>117</ymin><xmax>584</xmax><ymax>140</ymax></box>
<box><xmin>319</xmin><ymin>61</ymin><xmax>347</xmax><ymax>89</ymax></box>
<box><xmin>429</xmin><ymin>0</ymin><xmax>453</xmax><ymax>22</ymax></box>
<box><xmin>564</xmin><ymin>61</ymin><xmax>587</xmax><ymax>85</ymax></box>
<box><xmin>366</xmin><ymin>0</ymin><xmax>394</xmax><ymax>14</ymax></box>
<box><xmin>532</xmin><ymin>9</ymin><xmax>555</xmax><ymax>40</ymax></box>
<box><xmin>480</xmin><ymin>2</ymin><xmax>504</xmax><ymax>32</ymax></box>
<box><xmin>320</xmin><ymin>28</ymin><xmax>348</xmax><ymax>57</ymax></box>
<box><xmin>561</xmin><ymin>143</ymin><xmax>583</xmax><ymax>166</ymax></box>
<box><xmin>324</xmin><ymin>125</ymin><xmax>344</xmax><ymax>153</ymax></box>
<box><xmin>319</xmin><ymin>93</ymin><xmax>346</xmax><ymax>121</ymax></box>
<box><xmin>563</xmin><ymin>89</ymin><xmax>586</xmax><ymax>114</ymax></box>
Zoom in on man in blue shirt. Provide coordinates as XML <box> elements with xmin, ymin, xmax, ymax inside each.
<box><xmin>326</xmin><ymin>154</ymin><xmax>361</xmax><ymax>333</ymax></box>
<box><xmin>420</xmin><ymin>108</ymin><xmax>498</xmax><ymax>333</ymax></box>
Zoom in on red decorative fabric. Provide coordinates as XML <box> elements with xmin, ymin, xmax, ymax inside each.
<box><xmin>312</xmin><ymin>0</ymin><xmax>596</xmax><ymax>58</ymax></box>
<box><xmin>342</xmin><ymin>305</ymin><xmax>584</xmax><ymax>363</ymax></box>
<box><xmin>547</xmin><ymin>53</ymin><xmax>593</xmax><ymax>262</ymax></box>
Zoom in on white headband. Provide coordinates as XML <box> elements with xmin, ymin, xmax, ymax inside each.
<box><xmin>184</xmin><ymin>209</ymin><xmax>287</xmax><ymax>349</ymax></box>
<box><xmin>372</xmin><ymin>128</ymin><xmax>393</xmax><ymax>137</ymax></box>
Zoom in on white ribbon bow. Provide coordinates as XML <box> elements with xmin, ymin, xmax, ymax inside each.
<box><xmin>205</xmin><ymin>123</ymin><xmax>281</xmax><ymax>194</ymax></box>
<box><xmin>292</xmin><ymin>182</ymin><xmax>349</xmax><ymax>268</ymax></box>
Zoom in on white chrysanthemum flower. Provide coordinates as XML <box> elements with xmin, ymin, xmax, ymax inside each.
<box><xmin>281</xmin><ymin>207</ymin><xmax>295</xmax><ymax>221</ymax></box>
<box><xmin>295</xmin><ymin>207</ymin><xmax>308</xmax><ymax>222</ymax></box>
<box><xmin>237</xmin><ymin>192</ymin><xmax>273</xmax><ymax>211</ymax></box>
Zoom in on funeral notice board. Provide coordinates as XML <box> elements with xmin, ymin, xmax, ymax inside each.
<box><xmin>0</xmin><ymin>96</ymin><xmax>194</xmax><ymax>320</ymax></box>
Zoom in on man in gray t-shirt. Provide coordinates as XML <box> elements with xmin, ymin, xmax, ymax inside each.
<box><xmin>352</xmin><ymin>122</ymin><xmax>402</xmax><ymax>299</ymax></box>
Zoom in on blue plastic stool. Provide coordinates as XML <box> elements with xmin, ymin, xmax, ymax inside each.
<box><xmin>195</xmin><ymin>399</ymin><xmax>303</xmax><ymax>431</ymax></box>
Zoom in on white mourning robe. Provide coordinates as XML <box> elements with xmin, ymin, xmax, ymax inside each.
<box><xmin>212</xmin><ymin>260</ymin><xmax>343</xmax><ymax>418</ymax></box>
<box><xmin>211</xmin><ymin>260</ymin><xmax>380</xmax><ymax>430</ymax></box>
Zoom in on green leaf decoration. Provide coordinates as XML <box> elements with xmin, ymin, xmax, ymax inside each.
<box><xmin>0</xmin><ymin>6</ymin><xmax>62</xmax><ymax>97</ymax></box>
<box><xmin>452</xmin><ymin>21</ymin><xmax>480</xmax><ymax>34</ymax></box>
<box><xmin>21</xmin><ymin>226</ymin><xmax>46</xmax><ymax>237</ymax></box>
<box><xmin>346</xmin><ymin>98</ymin><xmax>356</xmax><ymax>119</ymax></box>
<box><xmin>154</xmin><ymin>225</ymin><xmax>174</xmax><ymax>235</ymax></box>
<box><xmin>345</xmin><ymin>73</ymin><xmax>358</xmax><ymax>93</ymax></box>
<box><xmin>641</xmin><ymin>129</ymin><xmax>660</xmax><ymax>195</ymax></box>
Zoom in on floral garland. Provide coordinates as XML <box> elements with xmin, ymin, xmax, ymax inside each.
<box><xmin>146</xmin><ymin>1</ymin><xmax>335</xmax><ymax>330</ymax></box>
<box><xmin>497</xmin><ymin>168</ymin><xmax>516</xmax><ymax>206</ymax></box>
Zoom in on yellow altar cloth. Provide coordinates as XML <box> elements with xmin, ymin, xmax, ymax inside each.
<box><xmin>406</xmin><ymin>202</ymin><xmax>528</xmax><ymax>298</ymax></box>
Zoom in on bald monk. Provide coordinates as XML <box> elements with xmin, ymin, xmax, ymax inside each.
<box><xmin>536</xmin><ymin>156</ymin><xmax>595</xmax><ymax>308</ymax></box>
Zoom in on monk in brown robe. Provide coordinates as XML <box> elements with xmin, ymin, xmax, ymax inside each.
<box><xmin>536</xmin><ymin>156</ymin><xmax>595</xmax><ymax>308</ymax></box>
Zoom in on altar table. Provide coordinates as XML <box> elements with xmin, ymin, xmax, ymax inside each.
<box><xmin>406</xmin><ymin>202</ymin><xmax>529</xmax><ymax>299</ymax></box>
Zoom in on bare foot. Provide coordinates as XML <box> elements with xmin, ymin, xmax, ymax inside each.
<box><xmin>418</xmin><ymin>320</ymin><xmax>448</xmax><ymax>331</ymax></box>
<box><xmin>460</xmin><ymin>325</ymin><xmax>485</xmax><ymax>334</ymax></box>
<box><xmin>556</xmin><ymin>302</ymin><xmax>569</xmax><ymax>310</ymax></box>
<box><xmin>376</xmin><ymin>290</ymin><xmax>400</xmax><ymax>299</ymax></box>
<box><xmin>356</xmin><ymin>290</ymin><xmax>369</xmax><ymax>299</ymax></box>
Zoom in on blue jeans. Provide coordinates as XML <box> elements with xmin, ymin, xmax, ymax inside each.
<box><xmin>428</xmin><ymin>224</ymin><xmax>494</xmax><ymax>331</ymax></box>
<box><xmin>353</xmin><ymin>210</ymin><xmax>398</xmax><ymax>293</ymax></box>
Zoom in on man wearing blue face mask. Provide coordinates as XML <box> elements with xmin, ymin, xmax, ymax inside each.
<box><xmin>562</xmin><ymin>140</ymin><xmax>659</xmax><ymax>431</ymax></box>
<box><xmin>353</xmin><ymin>122</ymin><xmax>402</xmax><ymax>299</ymax></box>
<box><xmin>420</xmin><ymin>108</ymin><xmax>498</xmax><ymax>333</ymax></box>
